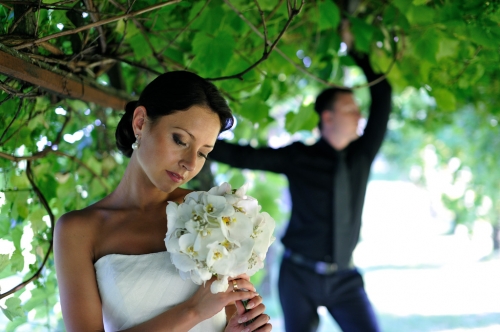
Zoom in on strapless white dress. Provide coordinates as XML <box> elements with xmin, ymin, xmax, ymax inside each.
<box><xmin>94</xmin><ymin>251</ymin><xmax>226</xmax><ymax>331</ymax></box>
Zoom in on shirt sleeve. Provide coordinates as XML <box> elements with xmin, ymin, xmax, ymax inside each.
<box><xmin>209</xmin><ymin>140</ymin><xmax>291</xmax><ymax>175</ymax></box>
<box><xmin>352</xmin><ymin>54</ymin><xmax>393</xmax><ymax>161</ymax></box>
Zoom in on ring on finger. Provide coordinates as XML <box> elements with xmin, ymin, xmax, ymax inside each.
<box><xmin>232</xmin><ymin>280</ymin><xmax>238</xmax><ymax>292</ymax></box>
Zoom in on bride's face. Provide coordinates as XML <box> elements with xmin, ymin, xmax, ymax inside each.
<box><xmin>135</xmin><ymin>105</ymin><xmax>221</xmax><ymax>193</ymax></box>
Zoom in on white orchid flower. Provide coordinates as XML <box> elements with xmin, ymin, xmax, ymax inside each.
<box><xmin>191</xmin><ymin>265</ymin><xmax>212</xmax><ymax>285</ymax></box>
<box><xmin>208</xmin><ymin>182</ymin><xmax>232</xmax><ymax>196</ymax></box>
<box><xmin>246</xmin><ymin>251</ymin><xmax>265</xmax><ymax>276</ymax></box>
<box><xmin>170</xmin><ymin>252</ymin><xmax>196</xmax><ymax>272</ymax></box>
<box><xmin>166</xmin><ymin>202</ymin><xmax>181</xmax><ymax>237</ymax></box>
<box><xmin>228</xmin><ymin>238</ymin><xmax>254</xmax><ymax>276</ymax></box>
<box><xmin>252</xmin><ymin>212</ymin><xmax>276</xmax><ymax>256</ymax></box>
<box><xmin>202</xmin><ymin>194</ymin><xmax>234</xmax><ymax>218</ymax></box>
<box><xmin>206</xmin><ymin>242</ymin><xmax>235</xmax><ymax>276</ymax></box>
<box><xmin>233</xmin><ymin>197</ymin><xmax>260</xmax><ymax>218</ymax></box>
<box><xmin>194</xmin><ymin>227</ymin><xmax>225</xmax><ymax>260</ymax></box>
<box><xmin>233</xmin><ymin>183</ymin><xmax>248</xmax><ymax>198</ymax></box>
<box><xmin>211</xmin><ymin>275</ymin><xmax>229</xmax><ymax>293</ymax></box>
<box><xmin>220</xmin><ymin>212</ymin><xmax>253</xmax><ymax>246</ymax></box>
<box><xmin>179</xmin><ymin>233</ymin><xmax>198</xmax><ymax>258</ymax></box>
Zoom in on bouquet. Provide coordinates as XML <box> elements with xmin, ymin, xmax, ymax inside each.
<box><xmin>164</xmin><ymin>182</ymin><xmax>276</xmax><ymax>293</ymax></box>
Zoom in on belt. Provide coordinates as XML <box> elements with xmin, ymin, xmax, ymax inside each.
<box><xmin>284</xmin><ymin>249</ymin><xmax>338</xmax><ymax>275</ymax></box>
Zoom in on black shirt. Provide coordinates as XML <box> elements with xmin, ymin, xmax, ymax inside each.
<box><xmin>209</xmin><ymin>57</ymin><xmax>392</xmax><ymax>270</ymax></box>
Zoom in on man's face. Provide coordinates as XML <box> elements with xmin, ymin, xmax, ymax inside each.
<box><xmin>324</xmin><ymin>92</ymin><xmax>361</xmax><ymax>142</ymax></box>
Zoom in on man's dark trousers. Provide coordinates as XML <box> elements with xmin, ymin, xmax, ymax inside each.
<box><xmin>278</xmin><ymin>258</ymin><xmax>380</xmax><ymax>332</ymax></box>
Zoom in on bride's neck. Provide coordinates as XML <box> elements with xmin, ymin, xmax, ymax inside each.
<box><xmin>110</xmin><ymin>158</ymin><xmax>171</xmax><ymax>211</ymax></box>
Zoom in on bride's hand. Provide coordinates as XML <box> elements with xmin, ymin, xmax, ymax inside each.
<box><xmin>225</xmin><ymin>294</ymin><xmax>272</xmax><ymax>332</ymax></box>
<box><xmin>187</xmin><ymin>276</ymin><xmax>259</xmax><ymax>322</ymax></box>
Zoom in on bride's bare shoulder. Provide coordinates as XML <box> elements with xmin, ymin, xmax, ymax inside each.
<box><xmin>54</xmin><ymin>204</ymin><xmax>107</xmax><ymax>254</ymax></box>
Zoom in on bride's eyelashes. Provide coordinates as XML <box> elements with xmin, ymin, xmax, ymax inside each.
<box><xmin>173</xmin><ymin>133</ymin><xmax>208</xmax><ymax>160</ymax></box>
<box><xmin>173</xmin><ymin>134</ymin><xmax>187</xmax><ymax>147</ymax></box>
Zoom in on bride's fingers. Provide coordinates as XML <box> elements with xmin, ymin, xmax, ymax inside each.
<box><xmin>228</xmin><ymin>274</ymin><xmax>250</xmax><ymax>281</ymax></box>
<box><xmin>226</xmin><ymin>278</ymin><xmax>256</xmax><ymax>293</ymax></box>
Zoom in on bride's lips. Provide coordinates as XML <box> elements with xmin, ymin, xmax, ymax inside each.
<box><xmin>166</xmin><ymin>170</ymin><xmax>184</xmax><ymax>183</ymax></box>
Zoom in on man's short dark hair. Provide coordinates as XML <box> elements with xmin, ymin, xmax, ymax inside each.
<box><xmin>314</xmin><ymin>87</ymin><xmax>353</xmax><ymax>129</ymax></box>
<box><xmin>314</xmin><ymin>87</ymin><xmax>353</xmax><ymax>115</ymax></box>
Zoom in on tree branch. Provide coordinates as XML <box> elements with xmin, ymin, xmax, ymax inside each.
<box><xmin>13</xmin><ymin>0</ymin><xmax>182</xmax><ymax>50</ymax></box>
<box><xmin>0</xmin><ymin>160</ymin><xmax>55</xmax><ymax>300</ymax></box>
<box><xmin>209</xmin><ymin>0</ymin><xmax>304</xmax><ymax>81</ymax></box>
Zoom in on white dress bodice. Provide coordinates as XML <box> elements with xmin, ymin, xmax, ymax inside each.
<box><xmin>94</xmin><ymin>251</ymin><xmax>226</xmax><ymax>331</ymax></box>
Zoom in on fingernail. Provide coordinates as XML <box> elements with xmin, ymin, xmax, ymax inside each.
<box><xmin>241</xmin><ymin>328</ymin><xmax>250</xmax><ymax>332</ymax></box>
<box><xmin>246</xmin><ymin>302</ymin><xmax>255</xmax><ymax>309</ymax></box>
<box><xmin>238</xmin><ymin>316</ymin><xmax>247</xmax><ymax>324</ymax></box>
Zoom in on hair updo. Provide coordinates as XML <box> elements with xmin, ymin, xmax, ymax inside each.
<box><xmin>115</xmin><ymin>71</ymin><xmax>234</xmax><ymax>157</ymax></box>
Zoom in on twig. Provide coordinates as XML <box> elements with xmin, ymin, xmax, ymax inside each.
<box><xmin>108</xmin><ymin>0</ymin><xmax>169</xmax><ymax>72</ymax></box>
<box><xmin>209</xmin><ymin>0</ymin><xmax>304</xmax><ymax>81</ymax></box>
<box><xmin>266</xmin><ymin>0</ymin><xmax>284</xmax><ymax>22</ymax></box>
<box><xmin>0</xmin><ymin>98</ymin><xmax>23</xmax><ymax>143</ymax></box>
<box><xmin>253</xmin><ymin>0</ymin><xmax>268</xmax><ymax>53</ymax></box>
<box><xmin>8</xmin><ymin>6</ymin><xmax>33</xmax><ymax>34</ymax></box>
<box><xmin>158</xmin><ymin>0</ymin><xmax>211</xmax><ymax>54</ymax></box>
<box><xmin>83</xmin><ymin>0</ymin><xmax>107</xmax><ymax>53</ymax></box>
<box><xmin>34</xmin><ymin>0</ymin><xmax>41</xmax><ymax>37</ymax></box>
<box><xmin>0</xmin><ymin>116</ymin><xmax>70</xmax><ymax>162</ymax></box>
<box><xmin>0</xmin><ymin>160</ymin><xmax>54</xmax><ymax>300</ymax></box>
<box><xmin>0</xmin><ymin>81</ymin><xmax>40</xmax><ymax>98</ymax></box>
<box><xmin>52</xmin><ymin>150</ymin><xmax>110</xmax><ymax>192</ymax></box>
<box><xmin>104</xmin><ymin>56</ymin><xmax>162</xmax><ymax>75</ymax></box>
<box><xmin>13</xmin><ymin>0</ymin><xmax>182</xmax><ymax>50</ymax></box>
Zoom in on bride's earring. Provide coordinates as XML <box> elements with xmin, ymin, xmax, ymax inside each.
<box><xmin>132</xmin><ymin>134</ymin><xmax>140</xmax><ymax>150</ymax></box>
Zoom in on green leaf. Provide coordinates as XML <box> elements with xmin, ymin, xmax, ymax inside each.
<box><xmin>259</xmin><ymin>78</ymin><xmax>273</xmax><ymax>102</ymax></box>
<box><xmin>238</xmin><ymin>96</ymin><xmax>270</xmax><ymax>124</ymax></box>
<box><xmin>318</xmin><ymin>1</ymin><xmax>340</xmax><ymax>31</ymax></box>
<box><xmin>11</xmin><ymin>225</ymin><xmax>23</xmax><ymax>251</ymax></box>
<box><xmin>468</xmin><ymin>27</ymin><xmax>499</xmax><ymax>48</ymax></box>
<box><xmin>29</xmin><ymin>208</ymin><xmax>47</xmax><ymax>234</ymax></box>
<box><xmin>191</xmin><ymin>31</ymin><xmax>236</xmax><ymax>77</ymax></box>
<box><xmin>413</xmin><ymin>0</ymin><xmax>429</xmax><ymax>5</ymax></box>
<box><xmin>129</xmin><ymin>34</ymin><xmax>152</xmax><ymax>61</ymax></box>
<box><xmin>437</xmin><ymin>38</ymin><xmax>459</xmax><ymax>60</ymax></box>
<box><xmin>285</xmin><ymin>103</ymin><xmax>319</xmax><ymax>134</ymax></box>
<box><xmin>413</xmin><ymin>30</ymin><xmax>439</xmax><ymax>64</ymax></box>
<box><xmin>10</xmin><ymin>249</ymin><xmax>24</xmax><ymax>272</ymax></box>
<box><xmin>0</xmin><ymin>253</ymin><xmax>10</xmax><ymax>273</ymax></box>
<box><xmin>2</xmin><ymin>297</ymin><xmax>24</xmax><ymax>321</ymax></box>
<box><xmin>433</xmin><ymin>88</ymin><xmax>456</xmax><ymax>111</ymax></box>
<box><xmin>350</xmin><ymin>17</ymin><xmax>374</xmax><ymax>53</ymax></box>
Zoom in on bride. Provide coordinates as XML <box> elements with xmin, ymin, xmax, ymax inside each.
<box><xmin>54</xmin><ymin>71</ymin><xmax>272</xmax><ymax>332</ymax></box>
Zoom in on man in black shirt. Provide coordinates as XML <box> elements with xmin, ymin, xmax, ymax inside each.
<box><xmin>209</xmin><ymin>54</ymin><xmax>392</xmax><ymax>332</ymax></box>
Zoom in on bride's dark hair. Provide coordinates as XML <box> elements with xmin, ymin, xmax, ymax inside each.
<box><xmin>115</xmin><ymin>71</ymin><xmax>234</xmax><ymax>157</ymax></box>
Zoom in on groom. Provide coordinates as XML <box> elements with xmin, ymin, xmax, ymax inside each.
<box><xmin>209</xmin><ymin>53</ymin><xmax>392</xmax><ymax>331</ymax></box>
